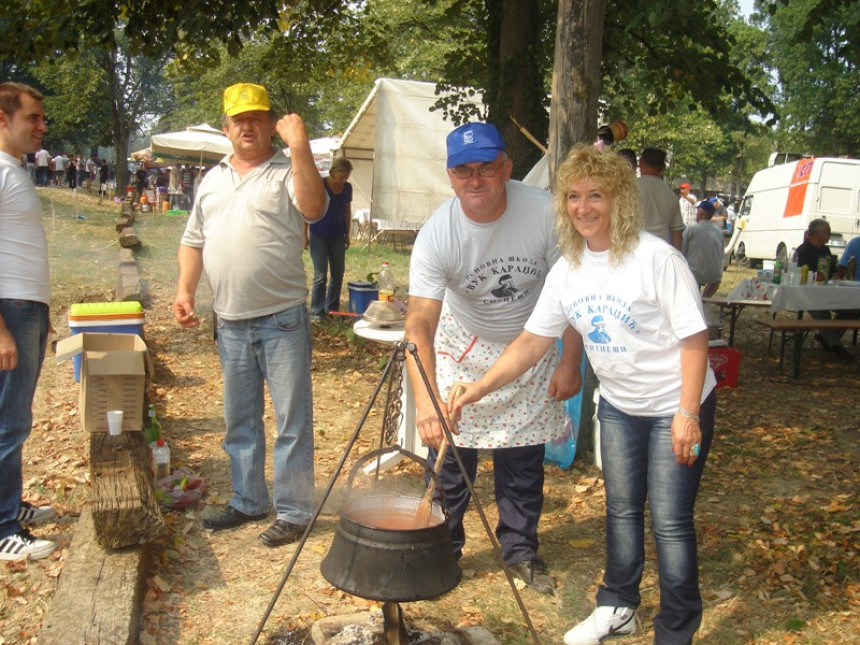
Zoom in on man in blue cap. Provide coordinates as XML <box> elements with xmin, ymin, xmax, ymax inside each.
<box><xmin>682</xmin><ymin>200</ymin><xmax>725</xmax><ymax>298</ymax></box>
<box><xmin>404</xmin><ymin>122</ymin><xmax>580</xmax><ymax>594</ymax></box>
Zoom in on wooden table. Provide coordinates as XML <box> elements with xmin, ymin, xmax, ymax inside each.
<box><xmin>756</xmin><ymin>318</ymin><xmax>860</xmax><ymax>378</ymax></box>
<box><xmin>368</xmin><ymin>219</ymin><xmax>421</xmax><ymax>248</ymax></box>
<box><xmin>703</xmin><ymin>296</ymin><xmax>772</xmax><ymax>346</ymax></box>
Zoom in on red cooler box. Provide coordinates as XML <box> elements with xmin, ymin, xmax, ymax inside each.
<box><xmin>708</xmin><ymin>344</ymin><xmax>741</xmax><ymax>388</ymax></box>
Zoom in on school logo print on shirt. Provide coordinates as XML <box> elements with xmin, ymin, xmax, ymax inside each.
<box><xmin>465</xmin><ymin>257</ymin><xmax>543</xmax><ymax>305</ymax></box>
<box><xmin>491</xmin><ymin>274</ymin><xmax>518</xmax><ymax>298</ymax></box>
<box><xmin>566</xmin><ymin>294</ymin><xmax>640</xmax><ymax>354</ymax></box>
<box><xmin>587</xmin><ymin>315</ymin><xmax>612</xmax><ymax>344</ymax></box>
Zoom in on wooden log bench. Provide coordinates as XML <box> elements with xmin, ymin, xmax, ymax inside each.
<box><xmin>755</xmin><ymin>318</ymin><xmax>860</xmax><ymax>378</ymax></box>
<box><xmin>90</xmin><ymin>431</ymin><xmax>165</xmax><ymax>549</ymax></box>
<box><xmin>118</xmin><ymin>226</ymin><xmax>141</xmax><ymax>249</ymax></box>
<box><xmin>39</xmin><ymin>506</ymin><xmax>146</xmax><ymax>645</ymax></box>
<box><xmin>703</xmin><ymin>296</ymin><xmax>772</xmax><ymax>346</ymax></box>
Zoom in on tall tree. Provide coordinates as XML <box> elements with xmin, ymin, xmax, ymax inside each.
<box><xmin>2</xmin><ymin>0</ymin><xmax>780</xmax><ymax>182</ymax></box>
<box><xmin>762</xmin><ymin>0</ymin><xmax>859</xmax><ymax>156</ymax></box>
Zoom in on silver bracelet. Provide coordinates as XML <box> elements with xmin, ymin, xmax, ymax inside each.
<box><xmin>677</xmin><ymin>406</ymin><xmax>700</xmax><ymax>422</ymax></box>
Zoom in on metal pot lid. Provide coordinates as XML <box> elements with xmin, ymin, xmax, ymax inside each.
<box><xmin>362</xmin><ymin>300</ymin><xmax>406</xmax><ymax>326</ymax></box>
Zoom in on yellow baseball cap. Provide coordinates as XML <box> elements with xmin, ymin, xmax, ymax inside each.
<box><xmin>223</xmin><ymin>83</ymin><xmax>271</xmax><ymax>116</ymax></box>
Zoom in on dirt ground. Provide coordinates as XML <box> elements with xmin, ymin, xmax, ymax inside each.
<box><xmin>1</xmin><ymin>190</ymin><xmax>858</xmax><ymax>644</ymax></box>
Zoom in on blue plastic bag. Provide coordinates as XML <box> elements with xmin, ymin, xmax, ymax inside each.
<box><xmin>544</xmin><ymin>345</ymin><xmax>586</xmax><ymax>469</ymax></box>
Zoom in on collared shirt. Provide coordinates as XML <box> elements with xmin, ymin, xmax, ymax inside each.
<box><xmin>180</xmin><ymin>149</ymin><xmax>328</xmax><ymax>320</ymax></box>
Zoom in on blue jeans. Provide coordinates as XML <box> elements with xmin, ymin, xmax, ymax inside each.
<box><xmin>308</xmin><ymin>233</ymin><xmax>346</xmax><ymax>316</ymax></box>
<box><xmin>0</xmin><ymin>300</ymin><xmax>49</xmax><ymax>540</ymax></box>
<box><xmin>596</xmin><ymin>390</ymin><xmax>716</xmax><ymax>645</ymax></box>
<box><xmin>216</xmin><ymin>305</ymin><xmax>315</xmax><ymax>525</ymax></box>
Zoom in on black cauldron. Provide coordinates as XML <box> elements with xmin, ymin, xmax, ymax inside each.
<box><xmin>320</xmin><ymin>447</ymin><xmax>462</xmax><ymax>602</ymax></box>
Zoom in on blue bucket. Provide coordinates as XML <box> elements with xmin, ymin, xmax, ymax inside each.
<box><xmin>348</xmin><ymin>281</ymin><xmax>378</xmax><ymax>315</ymax></box>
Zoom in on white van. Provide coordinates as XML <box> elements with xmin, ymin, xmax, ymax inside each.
<box><xmin>732</xmin><ymin>157</ymin><xmax>860</xmax><ymax>266</ymax></box>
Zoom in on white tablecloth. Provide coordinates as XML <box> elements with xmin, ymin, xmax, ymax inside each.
<box><xmin>726</xmin><ymin>279</ymin><xmax>776</xmax><ymax>303</ymax></box>
<box><xmin>727</xmin><ymin>278</ymin><xmax>860</xmax><ymax>313</ymax></box>
<box><xmin>770</xmin><ymin>283</ymin><xmax>860</xmax><ymax>313</ymax></box>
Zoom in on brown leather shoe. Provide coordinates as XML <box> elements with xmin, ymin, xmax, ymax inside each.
<box><xmin>259</xmin><ymin>520</ymin><xmax>307</xmax><ymax>547</ymax></box>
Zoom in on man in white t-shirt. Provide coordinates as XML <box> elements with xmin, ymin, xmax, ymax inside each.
<box><xmin>0</xmin><ymin>82</ymin><xmax>57</xmax><ymax>562</ymax></box>
<box><xmin>51</xmin><ymin>153</ymin><xmax>67</xmax><ymax>185</ymax></box>
<box><xmin>679</xmin><ymin>182</ymin><xmax>698</xmax><ymax>228</ymax></box>
<box><xmin>405</xmin><ymin>122</ymin><xmax>580</xmax><ymax>595</ymax></box>
<box><xmin>34</xmin><ymin>146</ymin><xmax>50</xmax><ymax>187</ymax></box>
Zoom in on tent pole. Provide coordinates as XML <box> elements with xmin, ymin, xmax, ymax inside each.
<box><xmin>508</xmin><ymin>114</ymin><xmax>547</xmax><ymax>153</ymax></box>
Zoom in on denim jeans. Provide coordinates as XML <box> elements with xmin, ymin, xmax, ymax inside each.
<box><xmin>308</xmin><ymin>233</ymin><xmax>346</xmax><ymax>316</ymax></box>
<box><xmin>0</xmin><ymin>300</ymin><xmax>49</xmax><ymax>540</ymax></box>
<box><xmin>216</xmin><ymin>305</ymin><xmax>315</xmax><ymax>525</ymax></box>
<box><xmin>596</xmin><ymin>390</ymin><xmax>716</xmax><ymax>645</ymax></box>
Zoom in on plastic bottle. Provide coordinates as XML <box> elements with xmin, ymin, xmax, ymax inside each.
<box><xmin>846</xmin><ymin>254</ymin><xmax>857</xmax><ymax>282</ymax></box>
<box><xmin>145</xmin><ymin>404</ymin><xmax>162</xmax><ymax>447</ymax></box>
<box><xmin>377</xmin><ymin>261</ymin><xmax>395</xmax><ymax>302</ymax></box>
<box><xmin>153</xmin><ymin>439</ymin><xmax>171</xmax><ymax>481</ymax></box>
<box><xmin>772</xmin><ymin>260</ymin><xmax>783</xmax><ymax>284</ymax></box>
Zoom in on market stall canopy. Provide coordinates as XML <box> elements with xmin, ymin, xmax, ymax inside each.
<box><xmin>336</xmin><ymin>79</ymin><xmax>483</xmax><ymax>225</ymax></box>
<box><xmin>149</xmin><ymin>124</ymin><xmax>232</xmax><ymax>165</ymax></box>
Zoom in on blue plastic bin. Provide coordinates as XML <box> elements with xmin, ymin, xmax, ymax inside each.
<box><xmin>348</xmin><ymin>281</ymin><xmax>378</xmax><ymax>315</ymax></box>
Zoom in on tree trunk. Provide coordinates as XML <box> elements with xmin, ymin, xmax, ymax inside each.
<box><xmin>548</xmin><ymin>0</ymin><xmax>606</xmax><ymax>186</ymax></box>
<box><xmin>487</xmin><ymin>0</ymin><xmax>549</xmax><ymax>179</ymax></box>
<box><xmin>549</xmin><ymin>0</ymin><xmax>606</xmax><ymax>459</ymax></box>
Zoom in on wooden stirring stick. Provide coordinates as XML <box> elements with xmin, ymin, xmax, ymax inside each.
<box><xmin>415</xmin><ymin>384</ymin><xmax>464</xmax><ymax>527</ymax></box>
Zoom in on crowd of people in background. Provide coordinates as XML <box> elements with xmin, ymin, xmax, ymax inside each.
<box><xmin>20</xmin><ymin>144</ymin><xmax>208</xmax><ymax>209</ymax></box>
<box><xmin>22</xmin><ymin>148</ymin><xmax>114</xmax><ymax>192</ymax></box>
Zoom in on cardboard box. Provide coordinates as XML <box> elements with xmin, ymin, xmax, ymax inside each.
<box><xmin>56</xmin><ymin>333</ymin><xmax>147</xmax><ymax>433</ymax></box>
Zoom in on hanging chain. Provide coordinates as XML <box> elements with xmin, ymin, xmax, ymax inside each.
<box><xmin>380</xmin><ymin>345</ymin><xmax>405</xmax><ymax>446</ymax></box>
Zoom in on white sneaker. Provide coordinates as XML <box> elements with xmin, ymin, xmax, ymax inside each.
<box><xmin>563</xmin><ymin>606</ymin><xmax>637</xmax><ymax>645</ymax></box>
<box><xmin>0</xmin><ymin>530</ymin><xmax>57</xmax><ymax>561</ymax></box>
<box><xmin>17</xmin><ymin>501</ymin><xmax>57</xmax><ymax>526</ymax></box>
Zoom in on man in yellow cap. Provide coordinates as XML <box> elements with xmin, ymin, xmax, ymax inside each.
<box><xmin>173</xmin><ymin>83</ymin><xmax>327</xmax><ymax>547</ymax></box>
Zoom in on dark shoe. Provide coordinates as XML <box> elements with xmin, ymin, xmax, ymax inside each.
<box><xmin>508</xmin><ymin>557</ymin><xmax>556</xmax><ymax>595</ymax></box>
<box><xmin>203</xmin><ymin>506</ymin><xmax>268</xmax><ymax>531</ymax></box>
<box><xmin>831</xmin><ymin>346</ymin><xmax>853</xmax><ymax>360</ymax></box>
<box><xmin>259</xmin><ymin>520</ymin><xmax>307</xmax><ymax>547</ymax></box>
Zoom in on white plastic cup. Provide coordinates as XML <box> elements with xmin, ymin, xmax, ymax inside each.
<box><xmin>107</xmin><ymin>410</ymin><xmax>124</xmax><ymax>436</ymax></box>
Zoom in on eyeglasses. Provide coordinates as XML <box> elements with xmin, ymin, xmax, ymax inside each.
<box><xmin>449</xmin><ymin>163</ymin><xmax>500</xmax><ymax>180</ymax></box>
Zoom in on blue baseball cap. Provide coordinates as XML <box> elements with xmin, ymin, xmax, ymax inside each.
<box><xmin>697</xmin><ymin>200</ymin><xmax>715</xmax><ymax>214</ymax></box>
<box><xmin>446</xmin><ymin>123</ymin><xmax>506</xmax><ymax>168</ymax></box>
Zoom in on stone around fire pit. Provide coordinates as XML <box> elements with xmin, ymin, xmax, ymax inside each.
<box><xmin>309</xmin><ymin>613</ymin><xmax>501</xmax><ymax>645</ymax></box>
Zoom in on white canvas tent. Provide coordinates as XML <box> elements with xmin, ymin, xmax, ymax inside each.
<box><xmin>149</xmin><ymin>123</ymin><xmax>232</xmax><ymax>165</ymax></box>
<box><xmin>337</xmin><ymin>78</ymin><xmax>483</xmax><ymax>225</ymax></box>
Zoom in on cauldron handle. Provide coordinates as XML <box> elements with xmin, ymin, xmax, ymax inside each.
<box><xmin>345</xmin><ymin>446</ymin><xmax>448</xmax><ymax>513</ymax></box>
